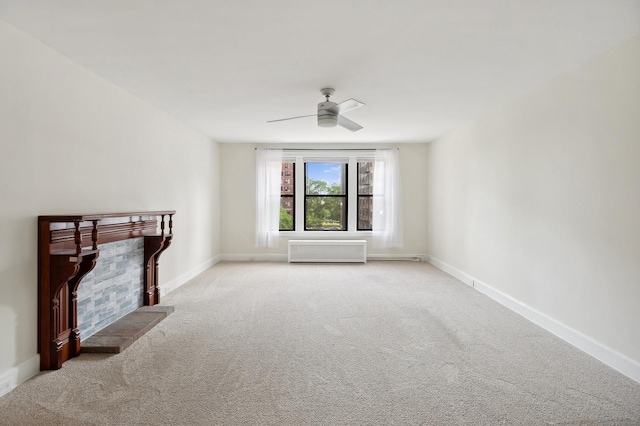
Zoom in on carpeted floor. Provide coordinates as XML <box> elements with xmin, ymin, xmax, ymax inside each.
<box><xmin>1</xmin><ymin>261</ymin><xmax>639</xmax><ymax>425</ymax></box>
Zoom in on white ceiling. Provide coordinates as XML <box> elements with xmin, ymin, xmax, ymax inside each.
<box><xmin>1</xmin><ymin>1</ymin><xmax>639</xmax><ymax>144</ymax></box>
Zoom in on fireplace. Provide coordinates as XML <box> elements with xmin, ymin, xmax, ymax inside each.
<box><xmin>76</xmin><ymin>237</ymin><xmax>145</xmax><ymax>339</ymax></box>
<box><xmin>37</xmin><ymin>211</ymin><xmax>174</xmax><ymax>370</ymax></box>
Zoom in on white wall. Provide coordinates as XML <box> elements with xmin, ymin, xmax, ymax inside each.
<box><xmin>220</xmin><ymin>143</ymin><xmax>429</xmax><ymax>259</ymax></box>
<box><xmin>426</xmin><ymin>36</ymin><xmax>640</xmax><ymax>375</ymax></box>
<box><xmin>0</xmin><ymin>20</ymin><xmax>220</xmax><ymax>385</ymax></box>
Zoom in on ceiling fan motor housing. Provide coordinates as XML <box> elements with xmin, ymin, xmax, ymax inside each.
<box><xmin>317</xmin><ymin>101</ymin><xmax>338</xmax><ymax>127</ymax></box>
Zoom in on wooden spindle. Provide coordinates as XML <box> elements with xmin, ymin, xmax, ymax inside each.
<box><xmin>91</xmin><ymin>220</ymin><xmax>98</xmax><ymax>250</ymax></box>
<box><xmin>169</xmin><ymin>214</ymin><xmax>173</xmax><ymax>234</ymax></box>
<box><xmin>74</xmin><ymin>220</ymin><xmax>82</xmax><ymax>254</ymax></box>
<box><xmin>160</xmin><ymin>215</ymin><xmax>166</xmax><ymax>236</ymax></box>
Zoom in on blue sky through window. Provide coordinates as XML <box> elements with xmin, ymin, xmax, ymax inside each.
<box><xmin>307</xmin><ymin>162</ymin><xmax>342</xmax><ymax>186</ymax></box>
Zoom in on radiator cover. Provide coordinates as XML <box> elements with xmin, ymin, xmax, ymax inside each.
<box><xmin>288</xmin><ymin>240</ymin><xmax>367</xmax><ymax>263</ymax></box>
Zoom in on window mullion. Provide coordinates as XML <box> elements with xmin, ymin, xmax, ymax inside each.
<box><xmin>348</xmin><ymin>157</ymin><xmax>357</xmax><ymax>231</ymax></box>
<box><xmin>294</xmin><ymin>156</ymin><xmax>304</xmax><ymax>231</ymax></box>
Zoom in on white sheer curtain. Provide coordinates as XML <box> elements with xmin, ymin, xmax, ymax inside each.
<box><xmin>255</xmin><ymin>148</ymin><xmax>283</xmax><ymax>247</ymax></box>
<box><xmin>372</xmin><ymin>148</ymin><xmax>404</xmax><ymax>248</ymax></box>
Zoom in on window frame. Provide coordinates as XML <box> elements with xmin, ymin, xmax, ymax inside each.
<box><xmin>304</xmin><ymin>162</ymin><xmax>348</xmax><ymax>231</ymax></box>
<box><xmin>279</xmin><ymin>150</ymin><xmax>375</xmax><ymax>235</ymax></box>
<box><xmin>357</xmin><ymin>161</ymin><xmax>374</xmax><ymax>231</ymax></box>
<box><xmin>279</xmin><ymin>161</ymin><xmax>295</xmax><ymax>231</ymax></box>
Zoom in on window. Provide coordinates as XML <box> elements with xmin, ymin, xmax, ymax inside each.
<box><xmin>305</xmin><ymin>162</ymin><xmax>347</xmax><ymax>231</ymax></box>
<box><xmin>277</xmin><ymin>154</ymin><xmax>370</xmax><ymax>233</ymax></box>
<box><xmin>259</xmin><ymin>148</ymin><xmax>402</xmax><ymax>246</ymax></box>
<box><xmin>357</xmin><ymin>161</ymin><xmax>374</xmax><ymax>230</ymax></box>
<box><xmin>279</xmin><ymin>161</ymin><xmax>294</xmax><ymax>231</ymax></box>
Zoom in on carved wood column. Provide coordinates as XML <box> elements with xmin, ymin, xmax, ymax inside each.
<box><xmin>46</xmin><ymin>252</ymin><xmax>98</xmax><ymax>369</ymax></box>
<box><xmin>143</xmin><ymin>234</ymin><xmax>172</xmax><ymax>306</ymax></box>
<box><xmin>67</xmin><ymin>253</ymin><xmax>99</xmax><ymax>358</ymax></box>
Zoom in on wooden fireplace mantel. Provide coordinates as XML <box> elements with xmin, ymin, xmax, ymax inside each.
<box><xmin>38</xmin><ymin>211</ymin><xmax>175</xmax><ymax>370</ymax></box>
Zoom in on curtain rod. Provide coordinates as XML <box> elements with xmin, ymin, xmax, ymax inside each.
<box><xmin>254</xmin><ymin>148</ymin><xmax>399</xmax><ymax>151</ymax></box>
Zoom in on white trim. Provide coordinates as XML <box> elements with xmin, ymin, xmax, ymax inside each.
<box><xmin>424</xmin><ymin>255</ymin><xmax>475</xmax><ymax>286</ymax></box>
<box><xmin>220</xmin><ymin>253</ymin><xmax>426</xmax><ymax>262</ymax></box>
<box><xmin>367</xmin><ymin>254</ymin><xmax>425</xmax><ymax>262</ymax></box>
<box><xmin>425</xmin><ymin>254</ymin><xmax>640</xmax><ymax>384</ymax></box>
<box><xmin>283</xmin><ymin>149</ymin><xmax>376</xmax><ymax>158</ymax></box>
<box><xmin>221</xmin><ymin>253</ymin><xmax>288</xmax><ymax>262</ymax></box>
<box><xmin>160</xmin><ymin>256</ymin><xmax>221</xmax><ymax>295</ymax></box>
<box><xmin>279</xmin><ymin>231</ymin><xmax>373</xmax><ymax>238</ymax></box>
<box><xmin>0</xmin><ymin>355</ymin><xmax>40</xmax><ymax>398</ymax></box>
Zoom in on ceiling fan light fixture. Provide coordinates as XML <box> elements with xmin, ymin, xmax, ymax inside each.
<box><xmin>317</xmin><ymin>113</ymin><xmax>338</xmax><ymax>128</ymax></box>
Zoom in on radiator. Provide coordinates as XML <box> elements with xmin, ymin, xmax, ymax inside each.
<box><xmin>288</xmin><ymin>240</ymin><xmax>367</xmax><ymax>263</ymax></box>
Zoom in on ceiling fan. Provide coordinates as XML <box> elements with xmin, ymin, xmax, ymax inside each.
<box><xmin>267</xmin><ymin>88</ymin><xmax>365</xmax><ymax>132</ymax></box>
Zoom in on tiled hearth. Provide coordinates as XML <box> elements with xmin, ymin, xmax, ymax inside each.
<box><xmin>82</xmin><ymin>305</ymin><xmax>174</xmax><ymax>353</ymax></box>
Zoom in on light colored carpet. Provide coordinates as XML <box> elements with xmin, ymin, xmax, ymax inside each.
<box><xmin>1</xmin><ymin>261</ymin><xmax>639</xmax><ymax>425</ymax></box>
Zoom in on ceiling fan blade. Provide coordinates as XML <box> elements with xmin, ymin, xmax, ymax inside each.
<box><xmin>327</xmin><ymin>98</ymin><xmax>365</xmax><ymax>115</ymax></box>
<box><xmin>337</xmin><ymin>115</ymin><xmax>363</xmax><ymax>132</ymax></box>
<box><xmin>267</xmin><ymin>114</ymin><xmax>316</xmax><ymax>123</ymax></box>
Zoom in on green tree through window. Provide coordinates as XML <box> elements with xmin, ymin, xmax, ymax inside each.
<box><xmin>305</xmin><ymin>163</ymin><xmax>346</xmax><ymax>230</ymax></box>
<box><xmin>279</xmin><ymin>206</ymin><xmax>293</xmax><ymax>230</ymax></box>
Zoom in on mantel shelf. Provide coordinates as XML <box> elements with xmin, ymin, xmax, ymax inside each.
<box><xmin>50</xmin><ymin>249</ymin><xmax>100</xmax><ymax>257</ymax></box>
<box><xmin>40</xmin><ymin>211</ymin><xmax>176</xmax><ymax>222</ymax></box>
<box><xmin>38</xmin><ymin>210</ymin><xmax>175</xmax><ymax>370</ymax></box>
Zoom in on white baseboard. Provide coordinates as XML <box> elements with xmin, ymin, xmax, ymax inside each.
<box><xmin>423</xmin><ymin>255</ymin><xmax>474</xmax><ymax>285</ymax></box>
<box><xmin>161</xmin><ymin>255</ymin><xmax>221</xmax><ymax>296</ymax></box>
<box><xmin>0</xmin><ymin>355</ymin><xmax>40</xmax><ymax>398</ymax></box>
<box><xmin>367</xmin><ymin>254</ymin><xmax>426</xmax><ymax>262</ymax></box>
<box><xmin>221</xmin><ymin>253</ymin><xmax>288</xmax><ymax>262</ymax></box>
<box><xmin>425</xmin><ymin>255</ymin><xmax>640</xmax><ymax>384</ymax></box>
<box><xmin>220</xmin><ymin>253</ymin><xmax>428</xmax><ymax>262</ymax></box>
